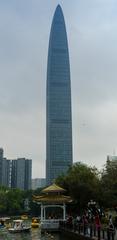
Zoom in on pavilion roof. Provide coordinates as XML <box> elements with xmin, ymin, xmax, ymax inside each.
<box><xmin>33</xmin><ymin>194</ymin><xmax>72</xmax><ymax>204</ymax></box>
<box><xmin>41</xmin><ymin>183</ymin><xmax>66</xmax><ymax>193</ymax></box>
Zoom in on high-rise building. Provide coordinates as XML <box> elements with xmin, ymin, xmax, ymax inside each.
<box><xmin>46</xmin><ymin>5</ymin><xmax>73</xmax><ymax>185</ymax></box>
<box><xmin>11</xmin><ymin>159</ymin><xmax>17</xmax><ymax>188</ymax></box>
<box><xmin>0</xmin><ymin>148</ymin><xmax>3</xmax><ymax>185</ymax></box>
<box><xmin>11</xmin><ymin>158</ymin><xmax>32</xmax><ymax>190</ymax></box>
<box><xmin>2</xmin><ymin>158</ymin><xmax>11</xmax><ymax>187</ymax></box>
<box><xmin>107</xmin><ymin>155</ymin><xmax>117</xmax><ymax>162</ymax></box>
<box><xmin>25</xmin><ymin>159</ymin><xmax>32</xmax><ymax>190</ymax></box>
<box><xmin>32</xmin><ymin>178</ymin><xmax>46</xmax><ymax>190</ymax></box>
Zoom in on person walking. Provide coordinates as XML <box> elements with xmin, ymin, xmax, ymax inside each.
<box><xmin>95</xmin><ymin>213</ymin><xmax>101</xmax><ymax>240</ymax></box>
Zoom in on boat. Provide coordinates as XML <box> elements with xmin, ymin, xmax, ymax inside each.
<box><xmin>31</xmin><ymin>217</ymin><xmax>40</xmax><ymax>228</ymax></box>
<box><xmin>21</xmin><ymin>214</ymin><xmax>28</xmax><ymax>220</ymax></box>
<box><xmin>8</xmin><ymin>219</ymin><xmax>31</xmax><ymax>233</ymax></box>
<box><xmin>0</xmin><ymin>217</ymin><xmax>11</xmax><ymax>228</ymax></box>
<box><xmin>0</xmin><ymin>224</ymin><xmax>4</xmax><ymax>228</ymax></box>
<box><xmin>0</xmin><ymin>219</ymin><xmax>5</xmax><ymax>228</ymax></box>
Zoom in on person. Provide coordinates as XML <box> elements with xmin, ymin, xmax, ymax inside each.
<box><xmin>114</xmin><ymin>216</ymin><xmax>117</xmax><ymax>229</ymax></box>
<box><xmin>108</xmin><ymin>215</ymin><xmax>114</xmax><ymax>230</ymax></box>
<box><xmin>82</xmin><ymin>214</ymin><xmax>88</xmax><ymax>225</ymax></box>
<box><xmin>66</xmin><ymin>215</ymin><xmax>73</xmax><ymax>229</ymax></box>
<box><xmin>95</xmin><ymin>213</ymin><xmax>101</xmax><ymax>229</ymax></box>
<box><xmin>107</xmin><ymin>215</ymin><xmax>114</xmax><ymax>240</ymax></box>
<box><xmin>114</xmin><ymin>216</ymin><xmax>117</xmax><ymax>239</ymax></box>
<box><xmin>82</xmin><ymin>214</ymin><xmax>88</xmax><ymax>235</ymax></box>
<box><xmin>95</xmin><ymin>213</ymin><xmax>101</xmax><ymax>240</ymax></box>
<box><xmin>76</xmin><ymin>214</ymin><xmax>81</xmax><ymax>224</ymax></box>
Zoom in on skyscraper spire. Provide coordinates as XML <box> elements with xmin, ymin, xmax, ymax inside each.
<box><xmin>46</xmin><ymin>6</ymin><xmax>73</xmax><ymax>185</ymax></box>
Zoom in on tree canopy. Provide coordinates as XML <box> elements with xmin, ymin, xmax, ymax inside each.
<box><xmin>56</xmin><ymin>162</ymin><xmax>100</xmax><ymax>209</ymax></box>
<box><xmin>56</xmin><ymin>160</ymin><xmax>117</xmax><ymax>210</ymax></box>
<box><xmin>100</xmin><ymin>159</ymin><xmax>117</xmax><ymax>208</ymax></box>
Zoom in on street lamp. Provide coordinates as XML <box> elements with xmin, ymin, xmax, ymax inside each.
<box><xmin>88</xmin><ymin>200</ymin><xmax>96</xmax><ymax>207</ymax></box>
<box><xmin>88</xmin><ymin>200</ymin><xmax>97</xmax><ymax>216</ymax></box>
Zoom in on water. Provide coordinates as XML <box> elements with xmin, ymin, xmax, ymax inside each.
<box><xmin>0</xmin><ymin>228</ymin><xmax>68</xmax><ymax>240</ymax></box>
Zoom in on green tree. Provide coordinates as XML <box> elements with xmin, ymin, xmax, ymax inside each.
<box><xmin>6</xmin><ymin>189</ymin><xmax>24</xmax><ymax>215</ymax></box>
<box><xmin>56</xmin><ymin>162</ymin><xmax>100</xmax><ymax>209</ymax></box>
<box><xmin>100</xmin><ymin>159</ymin><xmax>117</xmax><ymax>207</ymax></box>
<box><xmin>0</xmin><ymin>189</ymin><xmax>7</xmax><ymax>214</ymax></box>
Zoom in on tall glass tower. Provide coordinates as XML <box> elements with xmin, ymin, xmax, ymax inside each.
<box><xmin>46</xmin><ymin>5</ymin><xmax>73</xmax><ymax>185</ymax></box>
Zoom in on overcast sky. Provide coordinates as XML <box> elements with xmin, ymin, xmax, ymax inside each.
<box><xmin>0</xmin><ymin>0</ymin><xmax>117</xmax><ymax>178</ymax></box>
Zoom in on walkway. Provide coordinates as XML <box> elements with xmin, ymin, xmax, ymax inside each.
<box><xmin>60</xmin><ymin>221</ymin><xmax>117</xmax><ymax>240</ymax></box>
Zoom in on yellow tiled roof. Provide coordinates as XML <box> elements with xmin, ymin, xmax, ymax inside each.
<box><xmin>33</xmin><ymin>194</ymin><xmax>72</xmax><ymax>203</ymax></box>
<box><xmin>42</xmin><ymin>183</ymin><xmax>66</xmax><ymax>193</ymax></box>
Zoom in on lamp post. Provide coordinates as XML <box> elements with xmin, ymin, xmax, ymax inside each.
<box><xmin>88</xmin><ymin>200</ymin><xmax>97</xmax><ymax>216</ymax></box>
<box><xmin>88</xmin><ymin>200</ymin><xmax>96</xmax><ymax>207</ymax></box>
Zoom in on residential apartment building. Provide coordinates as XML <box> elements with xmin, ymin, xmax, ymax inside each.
<box><xmin>11</xmin><ymin>158</ymin><xmax>32</xmax><ymax>190</ymax></box>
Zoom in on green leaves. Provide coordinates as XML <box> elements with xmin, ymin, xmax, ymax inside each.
<box><xmin>100</xmin><ymin>159</ymin><xmax>117</xmax><ymax>207</ymax></box>
<box><xmin>56</xmin><ymin>160</ymin><xmax>117</xmax><ymax>210</ymax></box>
<box><xmin>56</xmin><ymin>162</ymin><xmax>100</xmax><ymax>209</ymax></box>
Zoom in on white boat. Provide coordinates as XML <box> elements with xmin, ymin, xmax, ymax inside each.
<box><xmin>8</xmin><ymin>219</ymin><xmax>31</xmax><ymax>233</ymax></box>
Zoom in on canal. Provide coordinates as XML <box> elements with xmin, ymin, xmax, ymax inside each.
<box><xmin>0</xmin><ymin>228</ymin><xmax>69</xmax><ymax>240</ymax></box>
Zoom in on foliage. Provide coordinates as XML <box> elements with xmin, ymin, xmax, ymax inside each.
<box><xmin>56</xmin><ymin>162</ymin><xmax>100</xmax><ymax>209</ymax></box>
<box><xmin>6</xmin><ymin>188</ymin><xmax>24</xmax><ymax>215</ymax></box>
<box><xmin>56</xmin><ymin>160</ymin><xmax>117</xmax><ymax>210</ymax></box>
<box><xmin>100</xmin><ymin>159</ymin><xmax>117</xmax><ymax>207</ymax></box>
<box><xmin>0</xmin><ymin>189</ymin><xmax>7</xmax><ymax>213</ymax></box>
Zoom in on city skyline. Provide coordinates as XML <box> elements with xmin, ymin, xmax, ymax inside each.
<box><xmin>0</xmin><ymin>1</ymin><xmax>117</xmax><ymax>178</ymax></box>
<box><xmin>0</xmin><ymin>147</ymin><xmax>32</xmax><ymax>190</ymax></box>
<box><xmin>46</xmin><ymin>5</ymin><xmax>73</xmax><ymax>184</ymax></box>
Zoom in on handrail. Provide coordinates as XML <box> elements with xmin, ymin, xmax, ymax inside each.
<box><xmin>59</xmin><ymin>221</ymin><xmax>116</xmax><ymax>240</ymax></box>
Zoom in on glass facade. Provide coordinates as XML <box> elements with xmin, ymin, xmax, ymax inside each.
<box><xmin>46</xmin><ymin>5</ymin><xmax>73</xmax><ymax>185</ymax></box>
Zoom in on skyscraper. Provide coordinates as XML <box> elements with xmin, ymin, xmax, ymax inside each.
<box><xmin>2</xmin><ymin>158</ymin><xmax>11</xmax><ymax>187</ymax></box>
<box><xmin>11</xmin><ymin>158</ymin><xmax>32</xmax><ymax>190</ymax></box>
<box><xmin>46</xmin><ymin>5</ymin><xmax>73</xmax><ymax>185</ymax></box>
<box><xmin>0</xmin><ymin>148</ymin><xmax>3</xmax><ymax>185</ymax></box>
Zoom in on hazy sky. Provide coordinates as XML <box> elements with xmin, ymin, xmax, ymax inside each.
<box><xmin>0</xmin><ymin>0</ymin><xmax>117</xmax><ymax>178</ymax></box>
